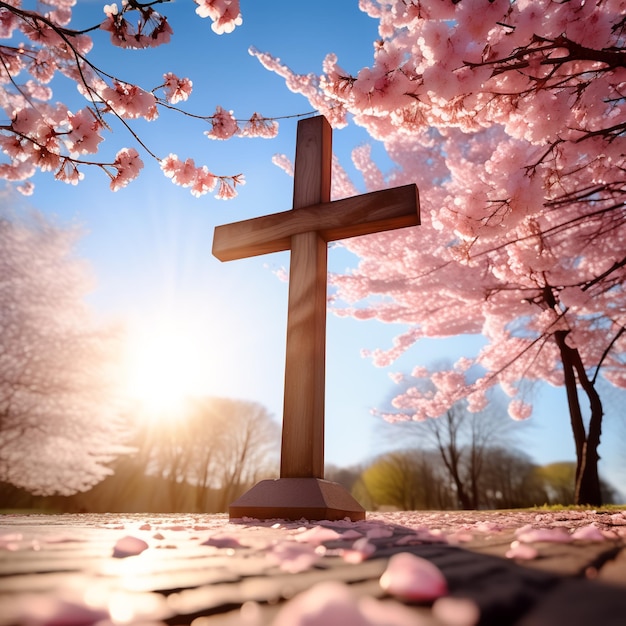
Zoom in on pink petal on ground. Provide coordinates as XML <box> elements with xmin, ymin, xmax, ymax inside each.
<box><xmin>446</xmin><ymin>531</ymin><xmax>474</xmax><ymax>545</ymax></box>
<box><xmin>272</xmin><ymin>581</ymin><xmax>387</xmax><ymax>626</ymax></box>
<box><xmin>201</xmin><ymin>535</ymin><xmax>242</xmax><ymax>549</ymax></box>
<box><xmin>610</xmin><ymin>513</ymin><xmax>626</xmax><ymax>526</ymax></box>
<box><xmin>359</xmin><ymin>594</ymin><xmax>430</xmax><ymax>625</ymax></box>
<box><xmin>571</xmin><ymin>525</ymin><xmax>606</xmax><ymax>541</ymax></box>
<box><xmin>380</xmin><ymin>552</ymin><xmax>448</xmax><ymax>602</ymax></box>
<box><xmin>273</xmin><ymin>583</ymin><xmax>429</xmax><ymax>625</ymax></box>
<box><xmin>17</xmin><ymin>595</ymin><xmax>109</xmax><ymax>625</ymax></box>
<box><xmin>340</xmin><ymin>529</ymin><xmax>363</xmax><ymax>540</ymax></box>
<box><xmin>473</xmin><ymin>521</ymin><xmax>502</xmax><ymax>533</ymax></box>
<box><xmin>113</xmin><ymin>535</ymin><xmax>149</xmax><ymax>558</ymax></box>
<box><xmin>516</xmin><ymin>528</ymin><xmax>572</xmax><ymax>543</ymax></box>
<box><xmin>342</xmin><ymin>538</ymin><xmax>376</xmax><ymax>563</ymax></box>
<box><xmin>268</xmin><ymin>542</ymin><xmax>321</xmax><ymax>574</ymax></box>
<box><xmin>432</xmin><ymin>596</ymin><xmax>481</xmax><ymax>626</ymax></box>
<box><xmin>294</xmin><ymin>526</ymin><xmax>342</xmax><ymax>544</ymax></box>
<box><xmin>505</xmin><ymin>541</ymin><xmax>539</xmax><ymax>560</ymax></box>
<box><xmin>43</xmin><ymin>535</ymin><xmax>84</xmax><ymax>544</ymax></box>
<box><xmin>0</xmin><ymin>533</ymin><xmax>23</xmax><ymax>551</ymax></box>
<box><xmin>366</xmin><ymin>526</ymin><xmax>394</xmax><ymax>539</ymax></box>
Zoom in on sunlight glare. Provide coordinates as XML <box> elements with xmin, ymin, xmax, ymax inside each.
<box><xmin>124</xmin><ymin>318</ymin><xmax>210</xmax><ymax>421</ymax></box>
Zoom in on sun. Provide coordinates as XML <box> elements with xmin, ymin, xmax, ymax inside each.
<box><xmin>123</xmin><ymin>318</ymin><xmax>209</xmax><ymax>420</ymax></box>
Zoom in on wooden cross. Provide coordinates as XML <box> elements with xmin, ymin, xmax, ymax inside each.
<box><xmin>213</xmin><ymin>116</ymin><xmax>419</xmax><ymax>520</ymax></box>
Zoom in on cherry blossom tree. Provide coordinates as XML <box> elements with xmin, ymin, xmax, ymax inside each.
<box><xmin>255</xmin><ymin>0</ymin><xmax>626</xmax><ymax>505</ymax></box>
<box><xmin>0</xmin><ymin>0</ymin><xmax>273</xmax><ymax>198</ymax></box>
<box><xmin>0</xmin><ymin>200</ymin><xmax>128</xmax><ymax>495</ymax></box>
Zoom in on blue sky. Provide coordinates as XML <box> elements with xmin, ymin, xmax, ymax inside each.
<box><xmin>18</xmin><ymin>1</ymin><xmax>625</xmax><ymax>493</ymax></box>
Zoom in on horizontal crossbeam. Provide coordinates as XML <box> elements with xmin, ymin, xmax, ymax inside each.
<box><xmin>212</xmin><ymin>184</ymin><xmax>419</xmax><ymax>262</ymax></box>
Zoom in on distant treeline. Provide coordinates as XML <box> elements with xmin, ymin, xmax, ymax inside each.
<box><xmin>328</xmin><ymin>450</ymin><xmax>617</xmax><ymax>512</ymax></box>
<box><xmin>1</xmin><ymin>449</ymin><xmax>617</xmax><ymax>514</ymax></box>
<box><xmin>0</xmin><ymin>456</ymin><xmax>269</xmax><ymax>513</ymax></box>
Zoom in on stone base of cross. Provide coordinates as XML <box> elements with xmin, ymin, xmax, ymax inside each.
<box><xmin>213</xmin><ymin>116</ymin><xmax>419</xmax><ymax>521</ymax></box>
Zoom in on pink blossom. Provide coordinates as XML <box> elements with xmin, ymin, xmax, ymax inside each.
<box><xmin>272</xmin><ymin>153</ymin><xmax>294</xmax><ymax>177</ymax></box>
<box><xmin>110</xmin><ymin>147</ymin><xmax>143</xmax><ymax>191</ymax></box>
<box><xmin>160</xmin><ymin>154</ymin><xmax>218</xmax><ymax>196</ymax></box>
<box><xmin>170</xmin><ymin>157</ymin><xmax>197</xmax><ymax>187</ymax></box>
<box><xmin>54</xmin><ymin>159</ymin><xmax>84</xmax><ymax>186</ymax></box>
<box><xmin>28</xmin><ymin>50</ymin><xmax>56</xmax><ymax>84</ymax></box>
<box><xmin>16</xmin><ymin>181</ymin><xmax>34</xmax><ymax>195</ymax></box>
<box><xmin>0</xmin><ymin>4</ymin><xmax>19</xmax><ymax>38</ymax></box>
<box><xmin>239</xmin><ymin>112</ymin><xmax>279</xmax><ymax>138</ymax></box>
<box><xmin>101</xmin><ymin>81</ymin><xmax>158</xmax><ymax>120</ymax></box>
<box><xmin>162</xmin><ymin>72</ymin><xmax>193</xmax><ymax>104</ymax></box>
<box><xmin>206</xmin><ymin>106</ymin><xmax>239</xmax><ymax>140</ymax></box>
<box><xmin>100</xmin><ymin>5</ymin><xmax>173</xmax><ymax>49</ymax></box>
<box><xmin>195</xmin><ymin>0</ymin><xmax>242</xmax><ymax>34</ymax></box>
<box><xmin>191</xmin><ymin>166</ymin><xmax>217</xmax><ymax>197</ymax></box>
<box><xmin>507</xmin><ymin>399</ymin><xmax>532</xmax><ymax>421</ymax></box>
<box><xmin>67</xmin><ymin>109</ymin><xmax>103</xmax><ymax>155</ymax></box>
<box><xmin>215</xmin><ymin>177</ymin><xmax>239</xmax><ymax>200</ymax></box>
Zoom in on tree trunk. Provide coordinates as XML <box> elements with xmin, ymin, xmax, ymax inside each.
<box><xmin>570</xmin><ymin>342</ymin><xmax>604</xmax><ymax>506</ymax></box>
<box><xmin>553</xmin><ymin>329</ymin><xmax>603</xmax><ymax>505</ymax></box>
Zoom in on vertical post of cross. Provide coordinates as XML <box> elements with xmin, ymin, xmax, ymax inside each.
<box><xmin>281</xmin><ymin>116</ymin><xmax>331</xmax><ymax>479</ymax></box>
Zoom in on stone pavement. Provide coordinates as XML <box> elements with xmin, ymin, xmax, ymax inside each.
<box><xmin>1</xmin><ymin>510</ymin><xmax>626</xmax><ymax>625</ymax></box>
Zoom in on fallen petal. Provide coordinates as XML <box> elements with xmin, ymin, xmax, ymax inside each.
<box><xmin>267</xmin><ymin>541</ymin><xmax>321</xmax><ymax>574</ymax></box>
<box><xmin>201</xmin><ymin>535</ymin><xmax>242</xmax><ymax>549</ymax></box>
<box><xmin>505</xmin><ymin>541</ymin><xmax>539</xmax><ymax>560</ymax></box>
<box><xmin>271</xmin><ymin>581</ymin><xmax>370</xmax><ymax>626</ymax></box>
<box><xmin>380</xmin><ymin>552</ymin><xmax>448</xmax><ymax>602</ymax></box>
<box><xmin>366</xmin><ymin>526</ymin><xmax>394</xmax><ymax>539</ymax></box>
<box><xmin>340</xmin><ymin>529</ymin><xmax>363</xmax><ymax>540</ymax></box>
<box><xmin>432</xmin><ymin>596</ymin><xmax>481</xmax><ymax>626</ymax></box>
<box><xmin>516</xmin><ymin>528</ymin><xmax>572</xmax><ymax>543</ymax></box>
<box><xmin>113</xmin><ymin>536</ymin><xmax>149</xmax><ymax>558</ymax></box>
<box><xmin>342</xmin><ymin>538</ymin><xmax>376</xmax><ymax>564</ymax></box>
<box><xmin>571</xmin><ymin>524</ymin><xmax>606</xmax><ymax>541</ymax></box>
<box><xmin>294</xmin><ymin>526</ymin><xmax>342</xmax><ymax>544</ymax></box>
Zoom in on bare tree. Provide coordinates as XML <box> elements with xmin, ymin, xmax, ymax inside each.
<box><xmin>0</xmin><ymin>202</ymin><xmax>128</xmax><ymax>495</ymax></box>
<box><xmin>379</xmin><ymin>375</ymin><xmax>523</xmax><ymax>509</ymax></box>
<box><xmin>136</xmin><ymin>396</ymin><xmax>279</xmax><ymax>511</ymax></box>
<box><xmin>479</xmin><ymin>447</ymin><xmax>549</xmax><ymax>509</ymax></box>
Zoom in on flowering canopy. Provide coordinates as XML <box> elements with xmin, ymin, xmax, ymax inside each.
<box><xmin>253</xmin><ymin>0</ymin><xmax>625</xmax><ymax>504</ymax></box>
<box><xmin>0</xmin><ymin>204</ymin><xmax>128</xmax><ymax>495</ymax></box>
<box><xmin>0</xmin><ymin>0</ymin><xmax>270</xmax><ymax>198</ymax></box>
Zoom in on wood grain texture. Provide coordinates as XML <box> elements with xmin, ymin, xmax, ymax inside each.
<box><xmin>279</xmin><ymin>117</ymin><xmax>331</xmax><ymax>479</ymax></box>
<box><xmin>280</xmin><ymin>231</ymin><xmax>327</xmax><ymax>478</ymax></box>
<box><xmin>212</xmin><ymin>185</ymin><xmax>420</xmax><ymax>261</ymax></box>
<box><xmin>212</xmin><ymin>115</ymin><xmax>422</xmax><ymax>494</ymax></box>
